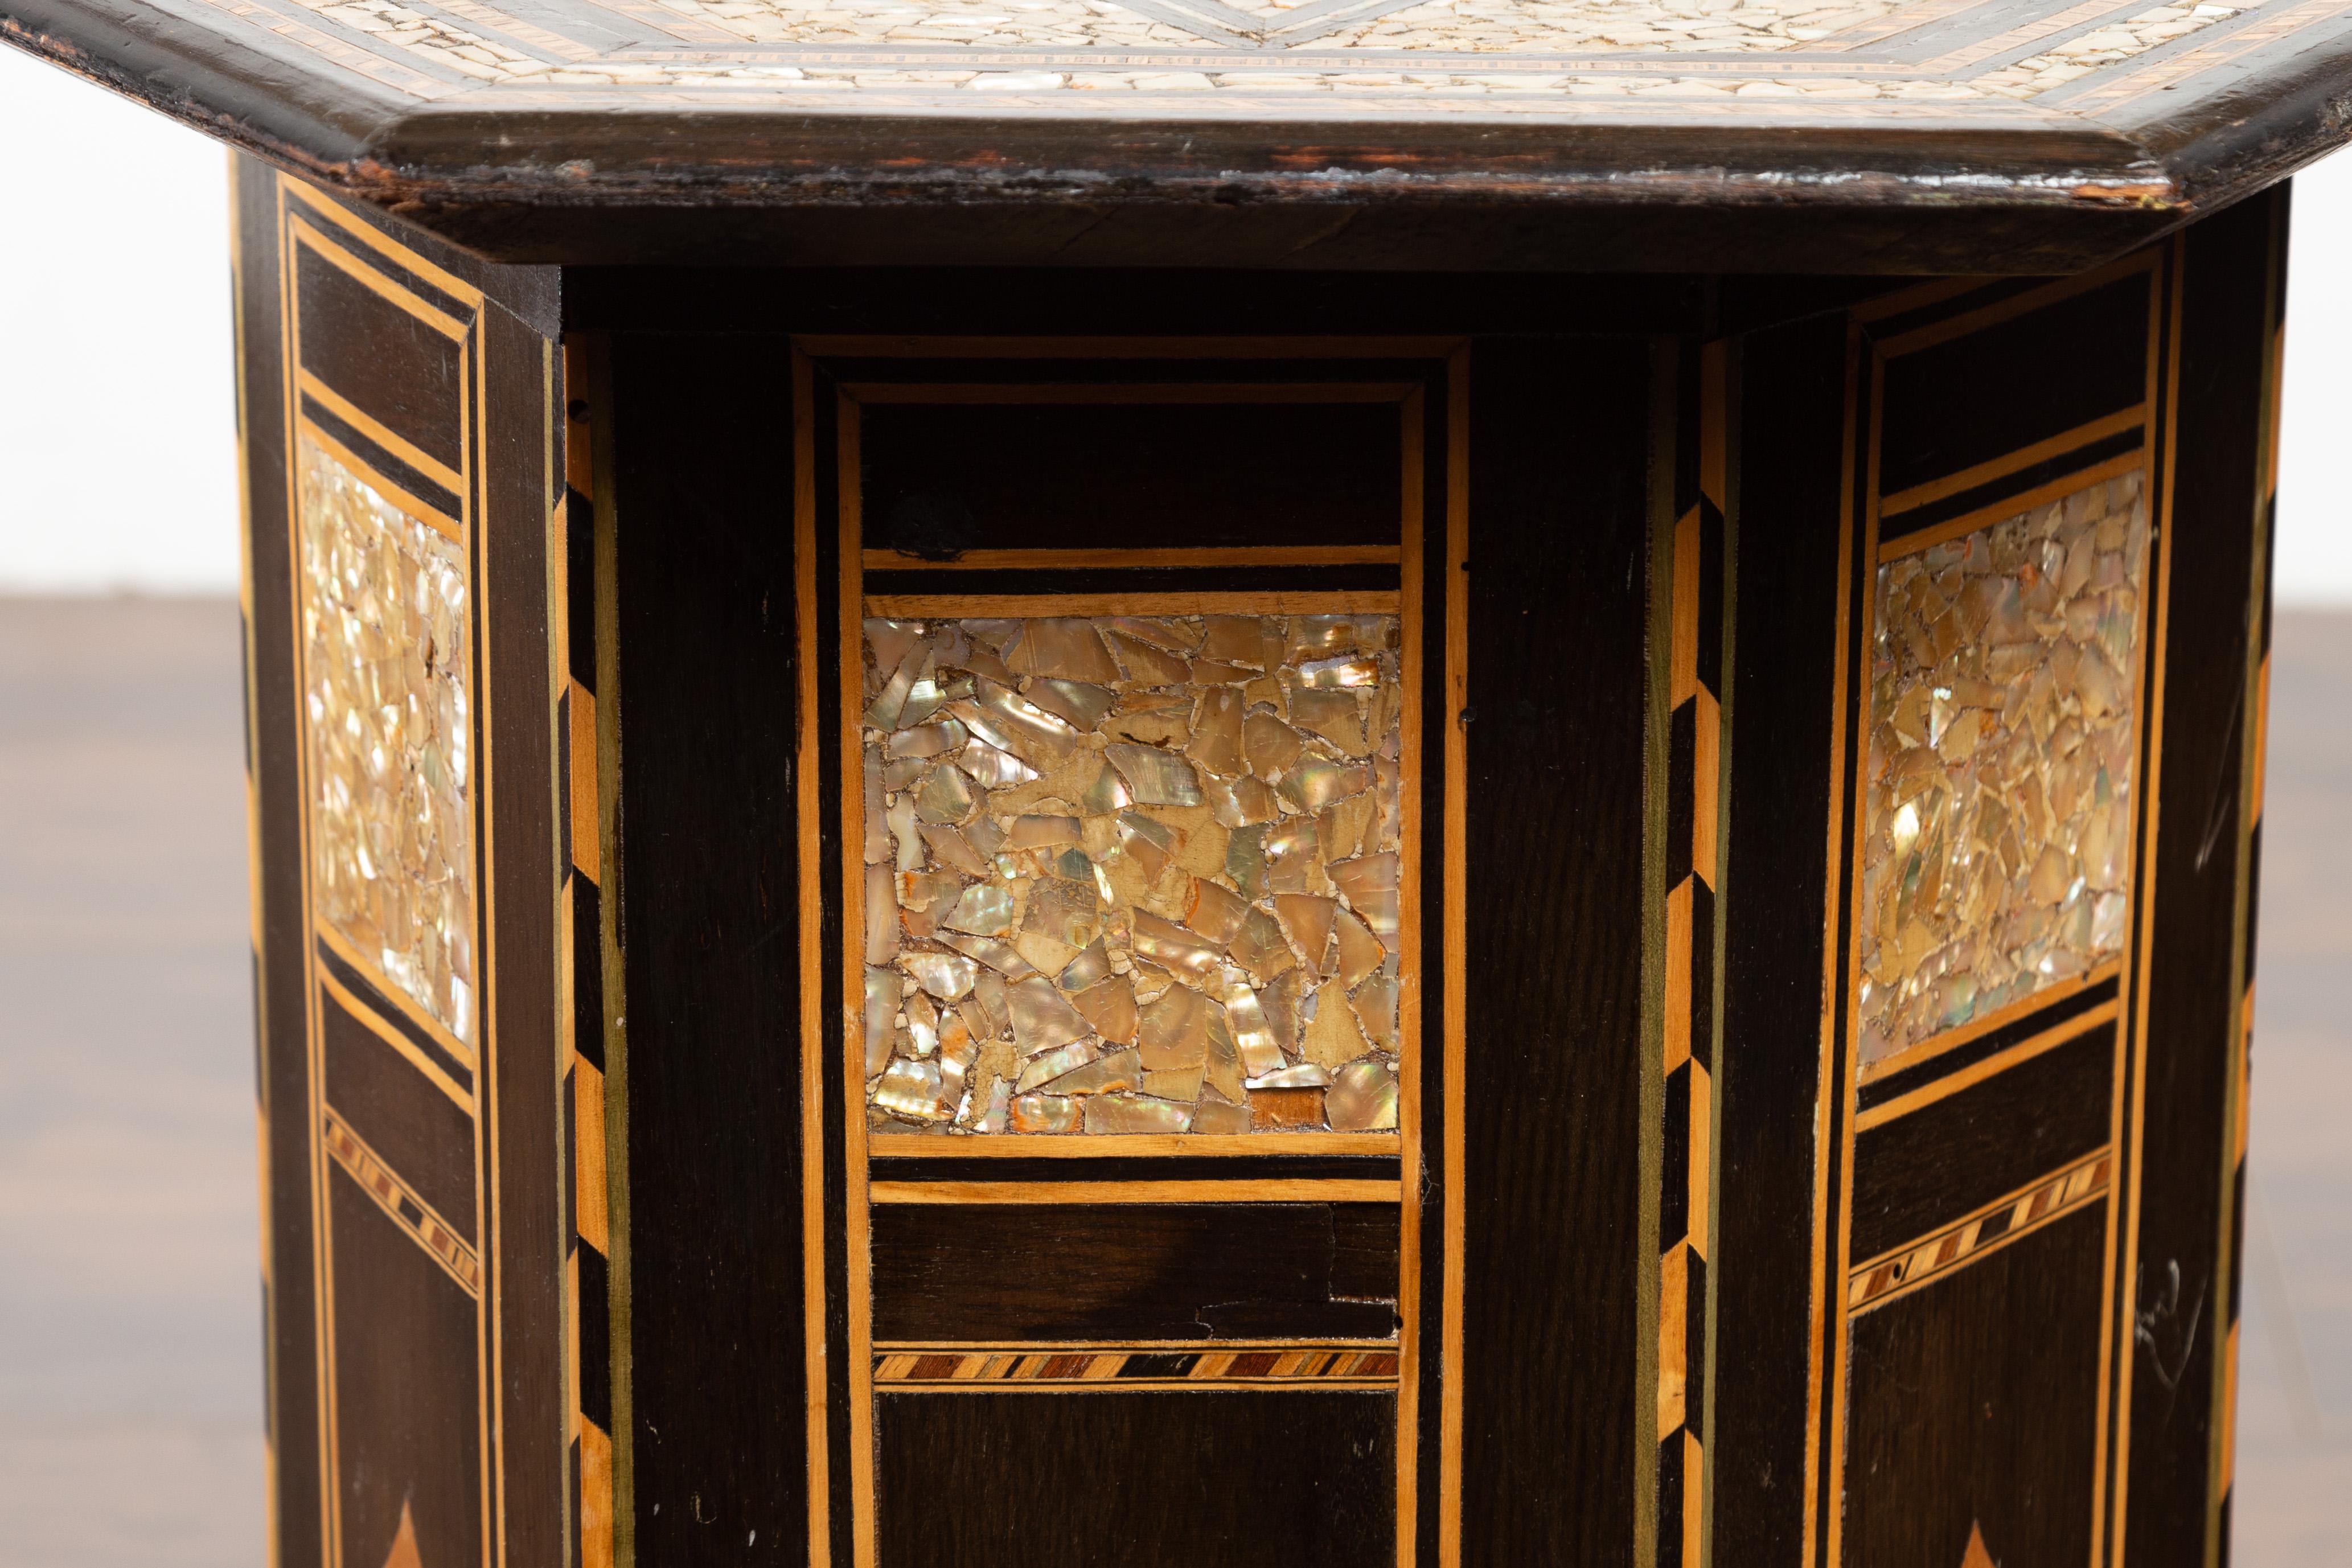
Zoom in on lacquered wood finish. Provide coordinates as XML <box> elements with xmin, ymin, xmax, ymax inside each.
<box><xmin>219</xmin><ymin>165</ymin><xmax>2280</xmax><ymax>1568</ymax></box>
<box><xmin>234</xmin><ymin>162</ymin><xmax>567</xmax><ymax>1568</ymax></box>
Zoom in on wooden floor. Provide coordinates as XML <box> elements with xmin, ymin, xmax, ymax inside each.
<box><xmin>0</xmin><ymin>595</ymin><xmax>2343</xmax><ymax>1565</ymax></box>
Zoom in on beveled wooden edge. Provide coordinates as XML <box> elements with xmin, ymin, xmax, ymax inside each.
<box><xmin>868</xmin><ymin>1179</ymin><xmax>1403</xmax><ymax>1204</ymax></box>
<box><xmin>867</xmin><ymin>1132</ymin><xmax>1404</xmax><ymax>1157</ymax></box>
<box><xmin>19</xmin><ymin>0</ymin><xmax>2352</xmax><ymax>273</ymax></box>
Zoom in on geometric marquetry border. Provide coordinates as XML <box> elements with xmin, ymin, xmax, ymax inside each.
<box><xmin>1812</xmin><ymin>249</ymin><xmax>2179</xmax><ymax>1568</ymax></box>
<box><xmin>276</xmin><ymin>170</ymin><xmax>495</xmax><ymax>1568</ymax></box>
<box><xmin>1847</xmin><ymin>1151</ymin><xmax>2112</xmax><ymax>1315</ymax></box>
<box><xmin>322</xmin><ymin>1107</ymin><xmax>484</xmax><ymax>1294</ymax></box>
<box><xmin>798</xmin><ymin>335</ymin><xmax>1471</xmax><ymax>1568</ymax></box>
<box><xmin>872</xmin><ymin>1344</ymin><xmax>1401</xmax><ymax>1390</ymax></box>
<box><xmin>1653</xmin><ymin>340</ymin><xmax>1729</xmax><ymax>1568</ymax></box>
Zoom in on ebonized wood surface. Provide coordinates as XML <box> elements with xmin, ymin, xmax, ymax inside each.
<box><xmin>863</xmin><ymin>400</ymin><xmax>1401</xmax><ymax>554</ymax></box>
<box><xmin>320</xmin><ymin>989</ymin><xmax>478</xmax><ymax>1236</ymax></box>
<box><xmin>235</xmin><ymin>149</ymin><xmax>325</xmax><ymax>1568</ymax></box>
<box><xmin>1713</xmin><ymin>309</ymin><xmax>1850</xmax><ymax>1567</ymax></box>
<box><xmin>1460</xmin><ymin>335</ymin><xmax>1649</xmax><ymax>1566</ymax></box>
<box><xmin>236</xmin><ymin>162</ymin><xmax>567</xmax><ymax>1568</ymax></box>
<box><xmin>1849</xmin><ymin>1027</ymin><xmax>2117</xmax><ymax>1263</ymax></box>
<box><xmin>606</xmin><ymin>329</ymin><xmax>811</xmax><ymax>1565</ymax></box>
<box><xmin>877</xmin><ymin>1390</ymin><xmax>1399</xmax><ymax>1567</ymax></box>
<box><xmin>2122</xmin><ymin>180</ymin><xmax>2278</xmax><ymax>1568</ymax></box>
<box><xmin>1844</xmin><ymin>1206</ymin><xmax>2108</xmax><ymax>1566</ymax></box>
<box><xmin>872</xmin><ymin>1204</ymin><xmax>1401</xmax><ymax>1341</ymax></box>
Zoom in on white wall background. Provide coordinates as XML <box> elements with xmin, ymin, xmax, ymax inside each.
<box><xmin>0</xmin><ymin>48</ymin><xmax>237</xmax><ymax>592</ymax></box>
<box><xmin>2</xmin><ymin>41</ymin><xmax>2350</xmax><ymax>600</ymax></box>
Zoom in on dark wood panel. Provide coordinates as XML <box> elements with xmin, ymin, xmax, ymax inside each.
<box><xmin>1857</xmin><ymin>978</ymin><xmax>2118</xmax><ymax>1112</ymax></box>
<box><xmin>297</xmin><ymin>393</ymin><xmax>464</xmax><ymax>521</ymax></box>
<box><xmin>876</xmin><ymin>1390</ymin><xmax>1397</xmax><ymax>1568</ymax></box>
<box><xmin>571</xmin><ymin>875</ymin><xmax>604</xmax><ymax>1074</ymax></box>
<box><xmin>479</xmin><ymin>296</ymin><xmax>567</xmax><ymax>1568</ymax></box>
<box><xmin>609</xmin><ymin>330</ymin><xmax>810</xmax><ymax>1562</ymax></box>
<box><xmin>293</xmin><ymin>239</ymin><xmax>466</xmax><ymax>473</ymax></box>
<box><xmin>860</xmin><ymin>400</ymin><xmax>1402</xmax><ymax>554</ymax></box>
<box><xmin>316</xmin><ymin>943</ymin><xmax>473</xmax><ymax>1091</ymax></box>
<box><xmin>236</xmin><ymin>149</ymin><xmax>327</xmax><ymax>1568</ymax></box>
<box><xmin>2124</xmin><ymin>187</ymin><xmax>2278</xmax><ymax>1565</ymax></box>
<box><xmin>1459</xmin><ymin>335</ymin><xmax>1650</xmax><ymax>1567</ymax></box>
<box><xmin>327</xmin><ymin>1173</ymin><xmax>483</xmax><ymax>1568</ymax></box>
<box><xmin>319</xmin><ymin>987</ymin><xmax>477</xmax><ymax>1238</ymax></box>
<box><xmin>568</xmin><ymin>269</ymin><xmax>1711</xmax><ymax>336</ymax></box>
<box><xmin>1713</xmin><ymin>312</ymin><xmax>1849</xmax><ymax>1565</ymax></box>
<box><xmin>1850</xmin><ymin>1024</ymin><xmax>2115</xmax><ymax>1263</ymax></box>
<box><xmin>1844</xmin><ymin>1204</ymin><xmax>2107</xmax><ymax>1566</ymax></box>
<box><xmin>289</xmin><ymin>173</ymin><xmax>562</xmax><ymax>335</ymax></box>
<box><xmin>1877</xmin><ymin>273</ymin><xmax>2149</xmax><ymax>495</ymax></box>
<box><xmin>871</xmin><ymin>1204</ymin><xmax>1399</xmax><ymax>1342</ymax></box>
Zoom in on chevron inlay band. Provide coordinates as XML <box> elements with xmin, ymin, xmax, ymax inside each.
<box><xmin>872</xmin><ymin>1345</ymin><xmax>1401</xmax><ymax>1386</ymax></box>
<box><xmin>1656</xmin><ymin>343</ymin><xmax>1726</xmax><ymax>1568</ymax></box>
<box><xmin>1847</xmin><ymin>1151</ymin><xmax>2112</xmax><ymax>1314</ymax></box>
<box><xmin>321</xmin><ymin>1106</ymin><xmax>483</xmax><ymax>1294</ymax></box>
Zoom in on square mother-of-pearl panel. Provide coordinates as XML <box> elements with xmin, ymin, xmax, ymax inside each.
<box><xmin>861</xmin><ymin>612</ymin><xmax>1405</xmax><ymax>1136</ymax></box>
<box><xmin>1858</xmin><ymin>470</ymin><xmax>2150</xmax><ymax>1064</ymax></box>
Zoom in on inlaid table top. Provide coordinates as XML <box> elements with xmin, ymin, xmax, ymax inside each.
<box><xmin>8</xmin><ymin>0</ymin><xmax>2352</xmax><ymax>265</ymax></box>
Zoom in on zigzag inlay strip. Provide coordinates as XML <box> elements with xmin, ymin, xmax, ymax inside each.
<box><xmin>321</xmin><ymin>1106</ymin><xmax>482</xmax><ymax>1294</ymax></box>
<box><xmin>871</xmin><ymin>1345</ymin><xmax>1401</xmax><ymax>1387</ymax></box>
<box><xmin>1847</xmin><ymin>1150</ymin><xmax>2112</xmax><ymax>1314</ymax></box>
<box><xmin>1657</xmin><ymin>341</ymin><xmax>1726</xmax><ymax>1568</ymax></box>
